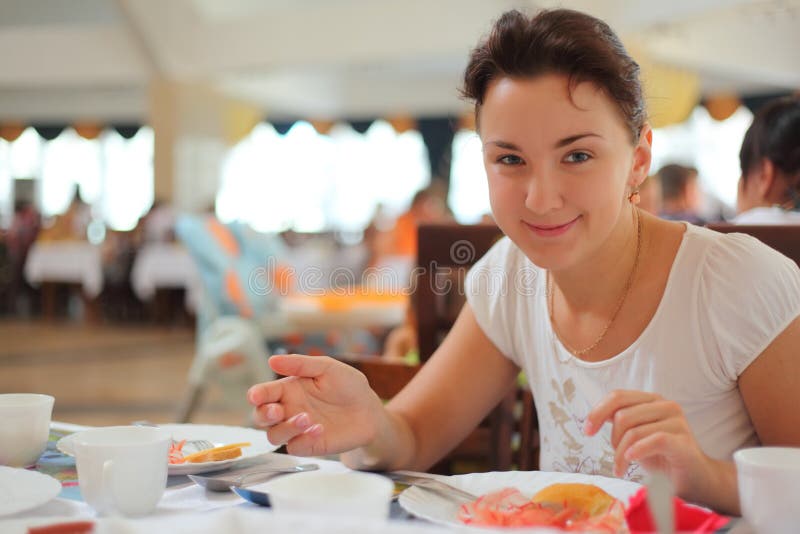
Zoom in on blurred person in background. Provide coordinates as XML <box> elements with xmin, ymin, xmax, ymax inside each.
<box><xmin>137</xmin><ymin>199</ymin><xmax>176</xmax><ymax>244</ymax></box>
<box><xmin>657</xmin><ymin>164</ymin><xmax>706</xmax><ymax>224</ymax></box>
<box><xmin>385</xmin><ymin>182</ymin><xmax>451</xmax><ymax>260</ymax></box>
<box><xmin>39</xmin><ymin>188</ymin><xmax>91</xmax><ymax>241</ymax></box>
<box><xmin>7</xmin><ymin>200</ymin><xmax>40</xmax><ymax>264</ymax></box>
<box><xmin>4</xmin><ymin>200</ymin><xmax>41</xmax><ymax>314</ymax></box>
<box><xmin>734</xmin><ymin>95</ymin><xmax>800</xmax><ymax>224</ymax></box>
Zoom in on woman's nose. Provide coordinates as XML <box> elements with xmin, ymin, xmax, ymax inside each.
<box><xmin>523</xmin><ymin>173</ymin><xmax>563</xmax><ymax>214</ymax></box>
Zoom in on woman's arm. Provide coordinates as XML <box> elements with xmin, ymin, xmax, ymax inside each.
<box><xmin>342</xmin><ymin>303</ymin><xmax>519</xmax><ymax>471</ymax></box>
<box><xmin>585</xmin><ymin>315</ymin><xmax>800</xmax><ymax>515</ymax></box>
<box><xmin>249</xmin><ymin>302</ymin><xmax>519</xmax><ymax>472</ymax></box>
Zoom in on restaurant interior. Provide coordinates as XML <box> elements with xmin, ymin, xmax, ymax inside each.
<box><xmin>1</xmin><ymin>0</ymin><xmax>799</xmax><ymax>531</ymax></box>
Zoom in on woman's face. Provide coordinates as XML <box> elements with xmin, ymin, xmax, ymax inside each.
<box><xmin>479</xmin><ymin>73</ymin><xmax>651</xmax><ymax>270</ymax></box>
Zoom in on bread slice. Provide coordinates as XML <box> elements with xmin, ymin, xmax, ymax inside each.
<box><xmin>181</xmin><ymin>442</ymin><xmax>251</xmax><ymax>463</ymax></box>
<box><xmin>531</xmin><ymin>482</ymin><xmax>617</xmax><ymax>517</ymax></box>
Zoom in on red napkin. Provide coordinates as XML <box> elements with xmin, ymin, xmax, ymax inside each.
<box><xmin>27</xmin><ymin>521</ymin><xmax>95</xmax><ymax>534</ymax></box>
<box><xmin>625</xmin><ymin>487</ymin><xmax>729</xmax><ymax>533</ymax></box>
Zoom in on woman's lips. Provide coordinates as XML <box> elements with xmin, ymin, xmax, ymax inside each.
<box><xmin>523</xmin><ymin>215</ymin><xmax>581</xmax><ymax>237</ymax></box>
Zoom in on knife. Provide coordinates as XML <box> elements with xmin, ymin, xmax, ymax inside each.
<box><xmin>232</xmin><ymin>486</ymin><xmax>272</xmax><ymax>507</ymax></box>
<box><xmin>646</xmin><ymin>472</ymin><xmax>674</xmax><ymax>534</ymax></box>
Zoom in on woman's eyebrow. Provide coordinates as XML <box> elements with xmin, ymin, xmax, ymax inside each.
<box><xmin>554</xmin><ymin>132</ymin><xmax>603</xmax><ymax>148</ymax></box>
<box><xmin>485</xmin><ymin>133</ymin><xmax>603</xmax><ymax>151</ymax></box>
<box><xmin>484</xmin><ymin>140</ymin><xmax>521</xmax><ymax>150</ymax></box>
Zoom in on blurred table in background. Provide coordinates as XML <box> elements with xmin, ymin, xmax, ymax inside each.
<box><xmin>131</xmin><ymin>243</ymin><xmax>202</xmax><ymax>316</ymax></box>
<box><xmin>23</xmin><ymin>241</ymin><xmax>103</xmax><ymax>322</ymax></box>
<box><xmin>281</xmin><ymin>292</ymin><xmax>407</xmax><ymax>332</ymax></box>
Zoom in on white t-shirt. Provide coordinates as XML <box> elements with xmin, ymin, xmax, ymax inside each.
<box><xmin>465</xmin><ymin>224</ymin><xmax>800</xmax><ymax>482</ymax></box>
<box><xmin>733</xmin><ymin>206</ymin><xmax>800</xmax><ymax>225</ymax></box>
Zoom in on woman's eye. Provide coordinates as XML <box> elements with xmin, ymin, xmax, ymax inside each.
<box><xmin>497</xmin><ymin>154</ymin><xmax>523</xmax><ymax>165</ymax></box>
<box><xmin>564</xmin><ymin>151</ymin><xmax>591</xmax><ymax>164</ymax></box>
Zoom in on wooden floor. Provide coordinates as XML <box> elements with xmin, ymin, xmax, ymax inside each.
<box><xmin>0</xmin><ymin>320</ymin><xmax>251</xmax><ymax>427</ymax></box>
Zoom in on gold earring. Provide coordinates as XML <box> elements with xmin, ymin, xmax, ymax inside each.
<box><xmin>628</xmin><ymin>188</ymin><xmax>641</xmax><ymax>205</ymax></box>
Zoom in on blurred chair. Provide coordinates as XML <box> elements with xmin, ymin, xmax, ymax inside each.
<box><xmin>338</xmin><ymin>354</ymin><xmax>420</xmax><ymax>399</ymax></box>
<box><xmin>706</xmin><ymin>224</ymin><xmax>800</xmax><ymax>267</ymax></box>
<box><xmin>176</xmin><ymin>316</ymin><xmax>271</xmax><ymax>422</ymax></box>
<box><xmin>174</xmin><ymin>215</ymin><xmax>287</xmax><ymax>422</ymax></box>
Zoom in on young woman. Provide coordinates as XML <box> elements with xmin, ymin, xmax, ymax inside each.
<box><xmin>735</xmin><ymin>95</ymin><xmax>800</xmax><ymax>224</ymax></box>
<box><xmin>247</xmin><ymin>9</ymin><xmax>800</xmax><ymax>515</ymax></box>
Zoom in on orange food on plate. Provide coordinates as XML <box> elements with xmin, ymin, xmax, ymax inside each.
<box><xmin>168</xmin><ymin>441</ymin><xmax>251</xmax><ymax>464</ymax></box>
<box><xmin>458</xmin><ymin>482</ymin><xmax>627</xmax><ymax>532</ymax></box>
<box><xmin>531</xmin><ymin>482</ymin><xmax>619</xmax><ymax>517</ymax></box>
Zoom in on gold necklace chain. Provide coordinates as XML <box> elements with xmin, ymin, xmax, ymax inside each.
<box><xmin>547</xmin><ymin>208</ymin><xmax>643</xmax><ymax>357</ymax></box>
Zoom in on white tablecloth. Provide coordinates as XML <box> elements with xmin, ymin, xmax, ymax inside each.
<box><xmin>0</xmin><ymin>421</ymin><xmax>451</xmax><ymax>534</ymax></box>
<box><xmin>130</xmin><ymin>243</ymin><xmax>202</xmax><ymax>311</ymax></box>
<box><xmin>1</xmin><ymin>507</ymin><xmax>453</xmax><ymax>534</ymax></box>
<box><xmin>24</xmin><ymin>241</ymin><xmax>104</xmax><ymax>298</ymax></box>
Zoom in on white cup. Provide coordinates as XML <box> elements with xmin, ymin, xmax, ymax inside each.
<box><xmin>259</xmin><ymin>471</ymin><xmax>394</xmax><ymax>519</ymax></box>
<box><xmin>73</xmin><ymin>425</ymin><xmax>170</xmax><ymax>517</ymax></box>
<box><xmin>0</xmin><ymin>393</ymin><xmax>54</xmax><ymax>467</ymax></box>
<box><xmin>734</xmin><ymin>446</ymin><xmax>800</xmax><ymax>534</ymax></box>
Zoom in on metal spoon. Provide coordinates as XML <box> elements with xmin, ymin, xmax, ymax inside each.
<box><xmin>188</xmin><ymin>463</ymin><xmax>319</xmax><ymax>491</ymax></box>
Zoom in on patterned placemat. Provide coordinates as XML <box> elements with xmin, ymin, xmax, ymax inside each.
<box><xmin>31</xmin><ymin>427</ymin><xmax>82</xmax><ymax>501</ymax></box>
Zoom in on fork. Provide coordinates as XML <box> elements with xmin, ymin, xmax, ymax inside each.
<box><xmin>385</xmin><ymin>471</ymin><xmax>478</xmax><ymax>502</ymax></box>
<box><xmin>176</xmin><ymin>438</ymin><xmax>214</xmax><ymax>452</ymax></box>
<box><xmin>132</xmin><ymin>421</ymin><xmax>214</xmax><ymax>452</ymax></box>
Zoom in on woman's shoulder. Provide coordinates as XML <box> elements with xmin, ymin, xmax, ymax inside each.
<box><xmin>682</xmin><ymin>224</ymin><xmax>800</xmax><ymax>299</ymax></box>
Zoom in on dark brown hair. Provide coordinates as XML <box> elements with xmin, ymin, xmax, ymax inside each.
<box><xmin>657</xmin><ymin>164</ymin><xmax>698</xmax><ymax>201</ymax></box>
<box><xmin>739</xmin><ymin>96</ymin><xmax>800</xmax><ymax>204</ymax></box>
<box><xmin>462</xmin><ymin>9</ymin><xmax>646</xmax><ymax>142</ymax></box>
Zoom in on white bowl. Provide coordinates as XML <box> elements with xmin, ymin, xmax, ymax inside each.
<box><xmin>256</xmin><ymin>471</ymin><xmax>394</xmax><ymax>519</ymax></box>
<box><xmin>734</xmin><ymin>447</ymin><xmax>800</xmax><ymax>534</ymax></box>
<box><xmin>0</xmin><ymin>394</ymin><xmax>54</xmax><ymax>467</ymax></box>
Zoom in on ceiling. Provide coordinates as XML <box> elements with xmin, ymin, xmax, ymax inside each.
<box><xmin>0</xmin><ymin>0</ymin><xmax>797</xmax><ymax>122</ymax></box>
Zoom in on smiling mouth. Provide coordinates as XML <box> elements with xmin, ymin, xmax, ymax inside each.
<box><xmin>524</xmin><ymin>216</ymin><xmax>581</xmax><ymax>231</ymax></box>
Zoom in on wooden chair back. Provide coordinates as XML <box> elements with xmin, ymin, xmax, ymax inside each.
<box><xmin>415</xmin><ymin>223</ymin><xmax>538</xmax><ymax>473</ymax></box>
<box><xmin>416</xmin><ymin>223</ymin><xmax>505</xmax><ymax>361</ymax></box>
<box><xmin>706</xmin><ymin>224</ymin><xmax>800</xmax><ymax>267</ymax></box>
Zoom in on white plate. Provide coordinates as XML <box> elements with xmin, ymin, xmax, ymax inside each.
<box><xmin>398</xmin><ymin>470</ymin><xmax>642</xmax><ymax>529</ymax></box>
<box><xmin>57</xmin><ymin>424</ymin><xmax>278</xmax><ymax>475</ymax></box>
<box><xmin>0</xmin><ymin>466</ymin><xmax>62</xmax><ymax>516</ymax></box>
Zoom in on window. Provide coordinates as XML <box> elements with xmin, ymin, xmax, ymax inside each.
<box><xmin>0</xmin><ymin>126</ymin><xmax>154</xmax><ymax>232</ymax></box>
<box><xmin>217</xmin><ymin>120</ymin><xmax>430</xmax><ymax>232</ymax></box>
<box><xmin>449</xmin><ymin>129</ymin><xmax>490</xmax><ymax>223</ymax></box>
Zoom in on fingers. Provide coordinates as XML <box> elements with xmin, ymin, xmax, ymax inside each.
<box><xmin>284</xmin><ymin>425</ymin><xmax>327</xmax><ymax>457</ymax></box>
<box><xmin>265</xmin><ymin>412</ymin><xmax>323</xmax><ymax>448</ymax></box>
<box><xmin>247</xmin><ymin>376</ymin><xmax>296</xmax><ymax>406</ymax></box>
<box><xmin>268</xmin><ymin>354</ymin><xmax>335</xmax><ymax>378</ymax></box>
<box><xmin>624</xmin><ymin>431</ymin><xmax>679</xmax><ymax>464</ymax></box>
<box><xmin>585</xmin><ymin>390</ymin><xmax>660</xmax><ymax>436</ymax></box>
<box><xmin>252</xmin><ymin>402</ymin><xmax>284</xmax><ymax>427</ymax></box>
<box><xmin>609</xmin><ymin>400</ymin><xmax>682</xmax><ymax>448</ymax></box>
<box><xmin>613</xmin><ymin>420</ymin><xmax>682</xmax><ymax>476</ymax></box>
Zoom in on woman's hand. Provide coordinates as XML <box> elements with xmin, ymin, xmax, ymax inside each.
<box><xmin>585</xmin><ymin>390</ymin><xmax>737</xmax><ymax>512</ymax></box>
<box><xmin>247</xmin><ymin>354</ymin><xmax>385</xmax><ymax>457</ymax></box>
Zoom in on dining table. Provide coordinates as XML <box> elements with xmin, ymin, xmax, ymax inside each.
<box><xmin>130</xmin><ymin>242</ymin><xmax>202</xmax><ymax>312</ymax></box>
<box><xmin>0</xmin><ymin>422</ymin><xmax>451</xmax><ymax>534</ymax></box>
<box><xmin>23</xmin><ymin>241</ymin><xmax>104</xmax><ymax>322</ymax></box>
<box><xmin>1</xmin><ymin>422</ymin><xmax>749</xmax><ymax>534</ymax></box>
